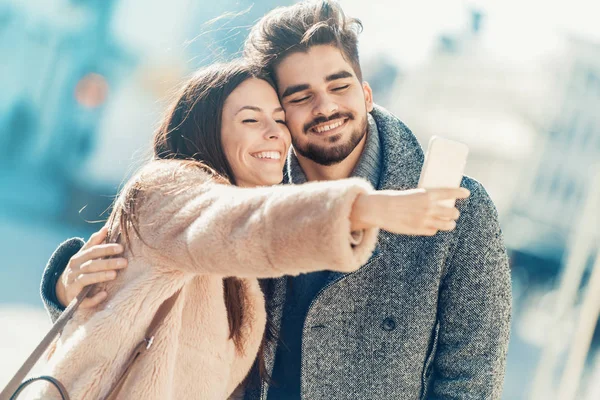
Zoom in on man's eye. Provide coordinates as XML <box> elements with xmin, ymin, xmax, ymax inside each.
<box><xmin>276</xmin><ymin>119</ymin><xmax>286</xmax><ymax>125</ymax></box>
<box><xmin>290</xmin><ymin>96</ymin><xmax>310</xmax><ymax>104</ymax></box>
<box><xmin>332</xmin><ymin>85</ymin><xmax>350</xmax><ymax>91</ymax></box>
<box><xmin>242</xmin><ymin>119</ymin><xmax>258</xmax><ymax>123</ymax></box>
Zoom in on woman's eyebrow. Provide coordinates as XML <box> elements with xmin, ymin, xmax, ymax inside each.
<box><xmin>235</xmin><ymin>105</ymin><xmax>262</xmax><ymax>115</ymax></box>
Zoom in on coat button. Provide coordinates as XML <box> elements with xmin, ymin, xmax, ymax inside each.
<box><xmin>382</xmin><ymin>317</ymin><xmax>396</xmax><ymax>331</ymax></box>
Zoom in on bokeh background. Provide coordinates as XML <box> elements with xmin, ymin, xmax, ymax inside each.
<box><xmin>1</xmin><ymin>0</ymin><xmax>599</xmax><ymax>398</ymax></box>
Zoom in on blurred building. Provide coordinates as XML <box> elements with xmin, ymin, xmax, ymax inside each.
<box><xmin>0</xmin><ymin>0</ymin><xmax>292</xmax><ymax>224</ymax></box>
<box><xmin>0</xmin><ymin>0</ymin><xmax>292</xmax><ymax>307</ymax></box>
<box><xmin>389</xmin><ymin>10</ymin><xmax>555</xmax><ymax>216</ymax></box>
<box><xmin>503</xmin><ymin>36</ymin><xmax>600</xmax><ymax>265</ymax></box>
<box><xmin>0</xmin><ymin>0</ymin><xmax>135</xmax><ymax>220</ymax></box>
<box><xmin>388</xmin><ymin>10</ymin><xmax>600</xmax><ymax>273</ymax></box>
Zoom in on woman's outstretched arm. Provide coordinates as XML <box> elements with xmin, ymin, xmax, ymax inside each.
<box><xmin>129</xmin><ymin>160</ymin><xmax>378</xmax><ymax>278</ymax></box>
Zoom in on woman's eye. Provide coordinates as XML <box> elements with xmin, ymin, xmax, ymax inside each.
<box><xmin>242</xmin><ymin>119</ymin><xmax>258</xmax><ymax>123</ymax></box>
<box><xmin>290</xmin><ymin>96</ymin><xmax>310</xmax><ymax>104</ymax></box>
<box><xmin>276</xmin><ymin>119</ymin><xmax>286</xmax><ymax>125</ymax></box>
<box><xmin>332</xmin><ymin>85</ymin><xmax>350</xmax><ymax>92</ymax></box>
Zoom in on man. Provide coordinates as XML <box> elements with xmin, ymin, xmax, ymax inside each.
<box><xmin>241</xmin><ymin>2</ymin><xmax>511</xmax><ymax>399</ymax></box>
<box><xmin>40</xmin><ymin>1</ymin><xmax>511</xmax><ymax>399</ymax></box>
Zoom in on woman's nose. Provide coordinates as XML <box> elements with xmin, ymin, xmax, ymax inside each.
<box><xmin>264</xmin><ymin>121</ymin><xmax>283</xmax><ymax>140</ymax></box>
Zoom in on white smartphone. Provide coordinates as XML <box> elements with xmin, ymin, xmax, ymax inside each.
<box><xmin>418</xmin><ymin>136</ymin><xmax>469</xmax><ymax>207</ymax></box>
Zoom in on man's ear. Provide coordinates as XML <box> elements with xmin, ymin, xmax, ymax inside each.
<box><xmin>362</xmin><ymin>81</ymin><xmax>374</xmax><ymax>112</ymax></box>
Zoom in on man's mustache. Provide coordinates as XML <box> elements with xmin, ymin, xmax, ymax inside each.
<box><xmin>303</xmin><ymin>112</ymin><xmax>354</xmax><ymax>132</ymax></box>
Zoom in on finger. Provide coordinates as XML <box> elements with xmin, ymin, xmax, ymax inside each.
<box><xmin>429</xmin><ymin>188</ymin><xmax>470</xmax><ymax>200</ymax></box>
<box><xmin>434</xmin><ymin>206</ymin><xmax>460</xmax><ymax>221</ymax></box>
<box><xmin>80</xmin><ymin>291</ymin><xmax>108</xmax><ymax>309</ymax></box>
<box><xmin>421</xmin><ymin>228</ymin><xmax>438</xmax><ymax>236</ymax></box>
<box><xmin>73</xmin><ymin>244</ymin><xmax>124</xmax><ymax>267</ymax></box>
<box><xmin>76</xmin><ymin>270</ymin><xmax>118</xmax><ymax>288</ymax></box>
<box><xmin>80</xmin><ymin>258</ymin><xmax>128</xmax><ymax>273</ymax></box>
<box><xmin>81</xmin><ymin>226</ymin><xmax>109</xmax><ymax>251</ymax></box>
<box><xmin>434</xmin><ymin>219</ymin><xmax>457</xmax><ymax>231</ymax></box>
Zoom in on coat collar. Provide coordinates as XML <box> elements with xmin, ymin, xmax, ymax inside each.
<box><xmin>369</xmin><ymin>104</ymin><xmax>424</xmax><ymax>191</ymax></box>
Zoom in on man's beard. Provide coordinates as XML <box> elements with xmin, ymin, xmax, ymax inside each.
<box><xmin>293</xmin><ymin>112</ymin><xmax>368</xmax><ymax>166</ymax></box>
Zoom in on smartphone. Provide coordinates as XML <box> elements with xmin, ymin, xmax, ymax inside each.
<box><xmin>418</xmin><ymin>136</ymin><xmax>469</xmax><ymax>207</ymax></box>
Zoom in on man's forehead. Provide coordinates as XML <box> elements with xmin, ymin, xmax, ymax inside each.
<box><xmin>274</xmin><ymin>45</ymin><xmax>356</xmax><ymax>85</ymax></box>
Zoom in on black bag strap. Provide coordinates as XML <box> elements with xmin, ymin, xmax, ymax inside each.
<box><xmin>9</xmin><ymin>375</ymin><xmax>70</xmax><ymax>400</ymax></box>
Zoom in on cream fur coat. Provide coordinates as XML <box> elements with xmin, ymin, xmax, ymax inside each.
<box><xmin>35</xmin><ymin>160</ymin><xmax>378</xmax><ymax>400</ymax></box>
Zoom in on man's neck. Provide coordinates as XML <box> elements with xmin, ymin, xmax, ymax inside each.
<box><xmin>295</xmin><ymin>134</ymin><xmax>367</xmax><ymax>181</ymax></box>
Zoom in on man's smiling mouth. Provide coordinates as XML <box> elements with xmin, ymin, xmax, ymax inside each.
<box><xmin>310</xmin><ymin>118</ymin><xmax>348</xmax><ymax>134</ymax></box>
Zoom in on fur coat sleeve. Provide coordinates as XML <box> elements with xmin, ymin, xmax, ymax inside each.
<box><xmin>121</xmin><ymin>160</ymin><xmax>379</xmax><ymax>277</ymax></box>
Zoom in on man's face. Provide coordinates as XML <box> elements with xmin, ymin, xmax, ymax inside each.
<box><xmin>274</xmin><ymin>45</ymin><xmax>374</xmax><ymax>166</ymax></box>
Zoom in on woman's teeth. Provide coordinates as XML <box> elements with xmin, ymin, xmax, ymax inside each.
<box><xmin>313</xmin><ymin>119</ymin><xmax>345</xmax><ymax>133</ymax></box>
<box><xmin>252</xmin><ymin>151</ymin><xmax>281</xmax><ymax>160</ymax></box>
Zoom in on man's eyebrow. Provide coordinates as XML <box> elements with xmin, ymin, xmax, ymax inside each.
<box><xmin>280</xmin><ymin>71</ymin><xmax>353</xmax><ymax>98</ymax></box>
<box><xmin>281</xmin><ymin>84</ymin><xmax>310</xmax><ymax>99</ymax></box>
<box><xmin>235</xmin><ymin>105</ymin><xmax>262</xmax><ymax>115</ymax></box>
<box><xmin>326</xmin><ymin>70</ymin><xmax>353</xmax><ymax>82</ymax></box>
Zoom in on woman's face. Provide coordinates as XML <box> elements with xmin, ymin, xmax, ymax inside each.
<box><xmin>221</xmin><ymin>78</ymin><xmax>291</xmax><ymax>187</ymax></box>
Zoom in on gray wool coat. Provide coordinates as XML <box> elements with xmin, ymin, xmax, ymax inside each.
<box><xmin>40</xmin><ymin>105</ymin><xmax>511</xmax><ymax>400</ymax></box>
<box><xmin>246</xmin><ymin>105</ymin><xmax>512</xmax><ymax>400</ymax></box>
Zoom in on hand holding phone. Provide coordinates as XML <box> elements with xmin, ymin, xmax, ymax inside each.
<box><xmin>418</xmin><ymin>136</ymin><xmax>469</xmax><ymax>207</ymax></box>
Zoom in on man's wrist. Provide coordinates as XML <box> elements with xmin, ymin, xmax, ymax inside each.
<box><xmin>55</xmin><ymin>277</ymin><xmax>67</xmax><ymax>308</ymax></box>
<box><xmin>40</xmin><ymin>237</ymin><xmax>85</xmax><ymax>314</ymax></box>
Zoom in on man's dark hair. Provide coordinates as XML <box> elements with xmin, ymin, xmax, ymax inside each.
<box><xmin>244</xmin><ymin>0</ymin><xmax>364</xmax><ymax>81</ymax></box>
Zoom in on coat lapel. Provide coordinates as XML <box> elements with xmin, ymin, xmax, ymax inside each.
<box><xmin>369</xmin><ymin>104</ymin><xmax>424</xmax><ymax>191</ymax></box>
<box><xmin>258</xmin><ymin>276</ymin><xmax>287</xmax><ymax>376</ymax></box>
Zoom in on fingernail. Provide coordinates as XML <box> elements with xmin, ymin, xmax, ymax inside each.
<box><xmin>108</xmin><ymin>271</ymin><xmax>117</xmax><ymax>279</ymax></box>
<box><xmin>114</xmin><ymin>245</ymin><xmax>124</xmax><ymax>254</ymax></box>
<box><xmin>117</xmin><ymin>259</ymin><xmax>127</xmax><ymax>267</ymax></box>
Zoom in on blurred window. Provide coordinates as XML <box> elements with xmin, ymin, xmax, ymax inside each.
<box><xmin>587</xmin><ymin>69</ymin><xmax>599</xmax><ymax>92</ymax></box>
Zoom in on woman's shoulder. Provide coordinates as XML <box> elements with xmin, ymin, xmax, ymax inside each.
<box><xmin>136</xmin><ymin>159</ymin><xmax>216</xmax><ymax>187</ymax></box>
<box><xmin>114</xmin><ymin>159</ymin><xmax>222</xmax><ymax>214</ymax></box>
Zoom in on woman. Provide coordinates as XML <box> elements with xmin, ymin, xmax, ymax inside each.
<box><xmin>36</xmin><ymin>60</ymin><xmax>468</xmax><ymax>399</ymax></box>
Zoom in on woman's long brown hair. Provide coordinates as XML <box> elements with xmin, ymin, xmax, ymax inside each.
<box><xmin>106</xmin><ymin>60</ymin><xmax>275</xmax><ymax>381</ymax></box>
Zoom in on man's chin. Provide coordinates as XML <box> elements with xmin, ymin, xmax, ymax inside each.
<box><xmin>295</xmin><ymin>117</ymin><xmax>367</xmax><ymax>166</ymax></box>
<box><xmin>294</xmin><ymin>143</ymin><xmax>354</xmax><ymax>166</ymax></box>
<box><xmin>326</xmin><ymin>132</ymin><xmax>344</xmax><ymax>144</ymax></box>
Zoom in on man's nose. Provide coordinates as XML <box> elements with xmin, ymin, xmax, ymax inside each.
<box><xmin>312</xmin><ymin>94</ymin><xmax>338</xmax><ymax>117</ymax></box>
